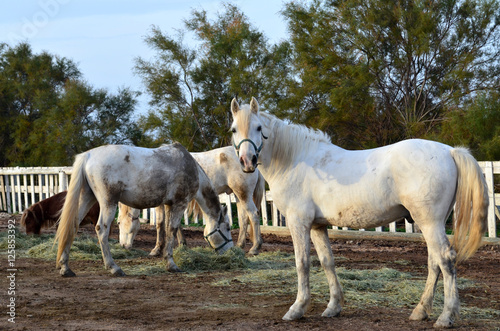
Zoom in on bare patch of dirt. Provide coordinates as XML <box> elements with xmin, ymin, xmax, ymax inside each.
<box><xmin>1</xmin><ymin>212</ymin><xmax>499</xmax><ymax>330</ymax></box>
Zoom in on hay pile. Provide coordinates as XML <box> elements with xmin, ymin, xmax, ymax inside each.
<box><xmin>173</xmin><ymin>246</ymin><xmax>248</xmax><ymax>272</ymax></box>
<box><xmin>0</xmin><ymin>227</ymin><xmax>147</xmax><ymax>260</ymax></box>
<box><xmin>213</xmin><ymin>250</ymin><xmax>499</xmax><ymax>320</ymax></box>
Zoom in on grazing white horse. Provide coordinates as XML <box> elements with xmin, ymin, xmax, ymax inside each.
<box><xmin>230</xmin><ymin>97</ymin><xmax>488</xmax><ymax>328</ymax></box>
<box><xmin>54</xmin><ymin>143</ymin><xmax>233</xmax><ymax>277</ymax></box>
<box><xmin>117</xmin><ymin>146</ymin><xmax>265</xmax><ymax>254</ymax></box>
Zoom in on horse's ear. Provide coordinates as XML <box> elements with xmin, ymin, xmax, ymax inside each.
<box><xmin>231</xmin><ymin>98</ymin><xmax>239</xmax><ymax>115</ymax></box>
<box><xmin>222</xmin><ymin>204</ymin><xmax>228</xmax><ymax>217</ymax></box>
<box><xmin>250</xmin><ymin>97</ymin><xmax>259</xmax><ymax>114</ymax></box>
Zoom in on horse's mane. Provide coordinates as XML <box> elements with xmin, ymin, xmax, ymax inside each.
<box><xmin>259</xmin><ymin>112</ymin><xmax>332</xmax><ymax>175</ymax></box>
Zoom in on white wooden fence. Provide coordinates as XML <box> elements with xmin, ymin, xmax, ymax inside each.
<box><xmin>1</xmin><ymin>162</ymin><xmax>499</xmax><ymax>238</ymax></box>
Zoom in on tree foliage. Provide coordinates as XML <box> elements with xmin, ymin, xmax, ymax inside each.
<box><xmin>281</xmin><ymin>0</ymin><xmax>500</xmax><ymax>149</ymax></box>
<box><xmin>135</xmin><ymin>4</ymin><xmax>291</xmax><ymax>151</ymax></box>
<box><xmin>0</xmin><ymin>42</ymin><xmax>142</xmax><ymax>166</ymax></box>
<box><xmin>437</xmin><ymin>91</ymin><xmax>500</xmax><ymax>160</ymax></box>
<box><xmin>2</xmin><ymin>1</ymin><xmax>499</xmax><ymax>167</ymax></box>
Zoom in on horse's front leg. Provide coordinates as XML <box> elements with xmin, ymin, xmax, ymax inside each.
<box><xmin>247</xmin><ymin>207</ymin><xmax>262</xmax><ymax>255</ymax></box>
<box><xmin>310</xmin><ymin>225</ymin><xmax>344</xmax><ymax>317</ymax></box>
<box><xmin>236</xmin><ymin>200</ymin><xmax>263</xmax><ymax>255</ymax></box>
<box><xmin>236</xmin><ymin>202</ymin><xmax>248</xmax><ymax>249</ymax></box>
<box><xmin>283</xmin><ymin>220</ymin><xmax>312</xmax><ymax>321</ymax></box>
<box><xmin>150</xmin><ymin>205</ymin><xmax>166</xmax><ymax>257</ymax></box>
<box><xmin>95</xmin><ymin>204</ymin><xmax>125</xmax><ymax>276</ymax></box>
<box><xmin>163</xmin><ymin>205</ymin><xmax>184</xmax><ymax>272</ymax></box>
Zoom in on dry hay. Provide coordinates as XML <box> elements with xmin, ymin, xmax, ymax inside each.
<box><xmin>214</xmin><ymin>250</ymin><xmax>500</xmax><ymax>321</ymax></box>
<box><xmin>2</xmin><ymin>227</ymin><xmax>498</xmax><ymax>321</ymax></box>
<box><xmin>173</xmin><ymin>246</ymin><xmax>248</xmax><ymax>272</ymax></box>
<box><xmin>0</xmin><ymin>226</ymin><xmax>148</xmax><ymax>260</ymax></box>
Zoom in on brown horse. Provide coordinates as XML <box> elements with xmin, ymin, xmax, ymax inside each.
<box><xmin>21</xmin><ymin>191</ymin><xmax>99</xmax><ymax>234</ymax></box>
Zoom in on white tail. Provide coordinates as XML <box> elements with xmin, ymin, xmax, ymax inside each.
<box><xmin>54</xmin><ymin>153</ymin><xmax>88</xmax><ymax>267</ymax></box>
<box><xmin>450</xmin><ymin>147</ymin><xmax>489</xmax><ymax>263</ymax></box>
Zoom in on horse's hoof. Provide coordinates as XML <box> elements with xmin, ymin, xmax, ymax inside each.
<box><xmin>167</xmin><ymin>265</ymin><xmax>183</xmax><ymax>273</ymax></box>
<box><xmin>409</xmin><ymin>305</ymin><xmax>428</xmax><ymax>321</ymax></box>
<box><xmin>248</xmin><ymin>248</ymin><xmax>259</xmax><ymax>256</ymax></box>
<box><xmin>433</xmin><ymin>319</ymin><xmax>453</xmax><ymax>329</ymax></box>
<box><xmin>60</xmin><ymin>269</ymin><xmax>76</xmax><ymax>277</ymax></box>
<box><xmin>282</xmin><ymin>309</ymin><xmax>303</xmax><ymax>321</ymax></box>
<box><xmin>321</xmin><ymin>306</ymin><xmax>341</xmax><ymax>317</ymax></box>
<box><xmin>112</xmin><ymin>268</ymin><xmax>126</xmax><ymax>277</ymax></box>
<box><xmin>433</xmin><ymin>313</ymin><xmax>454</xmax><ymax>329</ymax></box>
<box><xmin>149</xmin><ymin>249</ymin><xmax>161</xmax><ymax>257</ymax></box>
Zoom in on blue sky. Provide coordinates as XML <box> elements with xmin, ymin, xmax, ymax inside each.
<box><xmin>0</xmin><ymin>0</ymin><xmax>288</xmax><ymax>116</ymax></box>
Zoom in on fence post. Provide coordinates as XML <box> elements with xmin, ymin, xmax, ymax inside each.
<box><xmin>30</xmin><ymin>174</ymin><xmax>35</xmax><ymax>207</ymax></box>
<box><xmin>59</xmin><ymin>171</ymin><xmax>68</xmax><ymax>192</ymax></box>
<box><xmin>0</xmin><ymin>175</ymin><xmax>6</xmax><ymax>212</ymax></box>
<box><xmin>16</xmin><ymin>175</ymin><xmax>22</xmax><ymax>212</ymax></box>
<box><xmin>483</xmin><ymin>162</ymin><xmax>497</xmax><ymax>238</ymax></box>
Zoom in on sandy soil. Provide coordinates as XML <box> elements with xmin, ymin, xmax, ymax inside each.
<box><xmin>1</xmin><ymin>213</ymin><xmax>499</xmax><ymax>331</ymax></box>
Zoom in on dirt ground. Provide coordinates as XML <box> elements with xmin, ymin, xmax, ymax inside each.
<box><xmin>1</xmin><ymin>213</ymin><xmax>500</xmax><ymax>331</ymax></box>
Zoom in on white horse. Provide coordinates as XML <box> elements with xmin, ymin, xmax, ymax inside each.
<box><xmin>118</xmin><ymin>146</ymin><xmax>266</xmax><ymax>255</ymax></box>
<box><xmin>54</xmin><ymin>143</ymin><xmax>233</xmax><ymax>277</ymax></box>
<box><xmin>230</xmin><ymin>97</ymin><xmax>488</xmax><ymax>328</ymax></box>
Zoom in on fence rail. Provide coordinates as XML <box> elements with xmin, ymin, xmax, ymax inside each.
<box><xmin>1</xmin><ymin>162</ymin><xmax>499</xmax><ymax>238</ymax></box>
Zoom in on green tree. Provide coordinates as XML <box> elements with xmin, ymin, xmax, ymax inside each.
<box><xmin>0</xmin><ymin>42</ymin><xmax>141</xmax><ymax>166</ymax></box>
<box><xmin>437</xmin><ymin>91</ymin><xmax>500</xmax><ymax>160</ymax></box>
<box><xmin>135</xmin><ymin>4</ymin><xmax>289</xmax><ymax>151</ymax></box>
<box><xmin>281</xmin><ymin>0</ymin><xmax>500</xmax><ymax>148</ymax></box>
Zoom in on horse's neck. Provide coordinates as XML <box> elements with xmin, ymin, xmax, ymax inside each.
<box><xmin>194</xmin><ymin>167</ymin><xmax>221</xmax><ymax>222</ymax></box>
<box><xmin>258</xmin><ymin>116</ymin><xmax>337</xmax><ymax>184</ymax></box>
<box><xmin>258</xmin><ymin>119</ymin><xmax>299</xmax><ymax>183</ymax></box>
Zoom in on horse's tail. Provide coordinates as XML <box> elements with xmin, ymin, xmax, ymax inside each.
<box><xmin>253</xmin><ymin>172</ymin><xmax>265</xmax><ymax>210</ymax></box>
<box><xmin>450</xmin><ymin>147</ymin><xmax>489</xmax><ymax>263</ymax></box>
<box><xmin>54</xmin><ymin>153</ymin><xmax>88</xmax><ymax>267</ymax></box>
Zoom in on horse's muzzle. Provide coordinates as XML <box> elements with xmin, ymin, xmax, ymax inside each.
<box><xmin>239</xmin><ymin>155</ymin><xmax>257</xmax><ymax>173</ymax></box>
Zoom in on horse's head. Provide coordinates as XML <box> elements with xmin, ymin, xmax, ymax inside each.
<box><xmin>117</xmin><ymin>204</ymin><xmax>140</xmax><ymax>250</ymax></box>
<box><xmin>203</xmin><ymin>205</ymin><xmax>233</xmax><ymax>254</ymax></box>
<box><xmin>230</xmin><ymin>97</ymin><xmax>267</xmax><ymax>173</ymax></box>
<box><xmin>20</xmin><ymin>208</ymin><xmax>41</xmax><ymax>234</ymax></box>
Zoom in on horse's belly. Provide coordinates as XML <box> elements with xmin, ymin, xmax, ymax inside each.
<box><xmin>318</xmin><ymin>204</ymin><xmax>409</xmax><ymax>229</ymax></box>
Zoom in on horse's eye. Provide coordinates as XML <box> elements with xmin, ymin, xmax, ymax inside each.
<box><xmin>231</xmin><ymin>128</ymin><xmax>236</xmax><ymax>133</ymax></box>
<box><xmin>257</xmin><ymin>126</ymin><xmax>262</xmax><ymax>132</ymax></box>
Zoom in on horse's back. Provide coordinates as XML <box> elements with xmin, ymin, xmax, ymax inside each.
<box><xmin>192</xmin><ymin>146</ymin><xmax>236</xmax><ymax>195</ymax></box>
<box><xmin>83</xmin><ymin>143</ymin><xmax>199</xmax><ymax>209</ymax></box>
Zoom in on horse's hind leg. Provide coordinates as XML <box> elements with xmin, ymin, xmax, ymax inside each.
<box><xmin>412</xmin><ymin>224</ymin><xmax>459</xmax><ymax>328</ymax></box>
<box><xmin>176</xmin><ymin>226</ymin><xmax>187</xmax><ymax>247</ymax></box>
<box><xmin>59</xmin><ymin>190</ymin><xmax>96</xmax><ymax>277</ymax></box>
<box><xmin>95</xmin><ymin>203</ymin><xmax>125</xmax><ymax>276</ymax></box>
<box><xmin>150</xmin><ymin>205</ymin><xmax>166</xmax><ymax>256</ymax></box>
<box><xmin>310</xmin><ymin>226</ymin><xmax>343</xmax><ymax>318</ymax></box>
<box><xmin>409</xmin><ymin>253</ymin><xmax>441</xmax><ymax>321</ymax></box>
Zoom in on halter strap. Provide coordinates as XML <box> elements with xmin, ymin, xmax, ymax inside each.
<box><xmin>203</xmin><ymin>212</ymin><xmax>233</xmax><ymax>252</ymax></box>
<box><xmin>128</xmin><ymin>212</ymin><xmax>139</xmax><ymax>221</ymax></box>
<box><xmin>233</xmin><ymin>132</ymin><xmax>268</xmax><ymax>159</ymax></box>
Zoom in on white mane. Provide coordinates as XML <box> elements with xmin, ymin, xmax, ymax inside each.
<box><xmin>259</xmin><ymin>112</ymin><xmax>332</xmax><ymax>174</ymax></box>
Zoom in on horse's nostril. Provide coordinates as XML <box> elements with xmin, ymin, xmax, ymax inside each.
<box><xmin>239</xmin><ymin>157</ymin><xmax>245</xmax><ymax>167</ymax></box>
<box><xmin>252</xmin><ymin>155</ymin><xmax>257</xmax><ymax>165</ymax></box>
